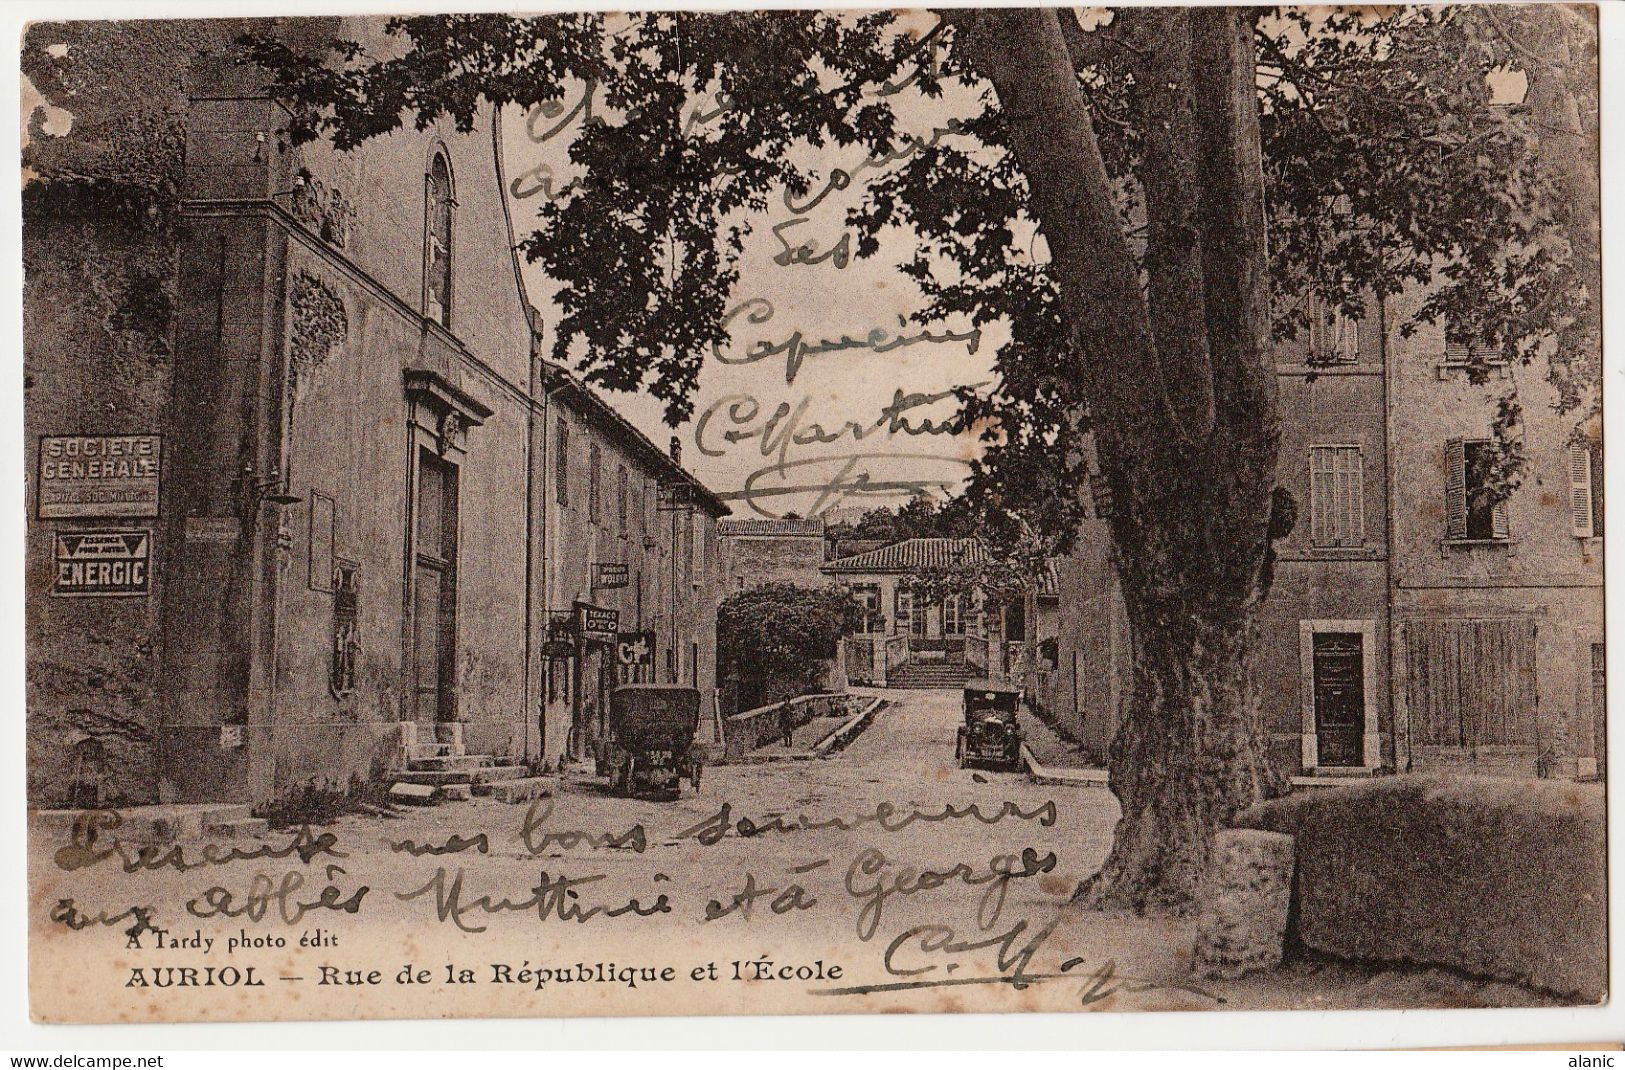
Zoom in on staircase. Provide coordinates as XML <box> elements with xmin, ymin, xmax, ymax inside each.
<box><xmin>885</xmin><ymin>660</ymin><xmax>980</xmax><ymax>689</ymax></box>
<box><xmin>390</xmin><ymin>732</ymin><xmax>551</xmax><ymax>806</ymax></box>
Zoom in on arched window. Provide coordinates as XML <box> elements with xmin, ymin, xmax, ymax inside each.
<box><xmin>425</xmin><ymin>152</ymin><xmax>454</xmax><ymax>328</ymax></box>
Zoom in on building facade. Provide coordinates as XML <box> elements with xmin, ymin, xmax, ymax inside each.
<box><xmin>539</xmin><ymin>366</ymin><xmax>729</xmax><ymax>765</ymax></box>
<box><xmin>23</xmin><ymin>19</ymin><xmax>728</xmax><ymax>808</ymax></box>
<box><xmin>1047</xmin><ymin>288</ymin><xmax>1604</xmax><ymax>780</ymax></box>
<box><xmin>821</xmin><ymin>538</ymin><xmax>1036</xmax><ymax>688</ymax></box>
<box><xmin>719</xmin><ymin>517</ymin><xmax>828</xmax><ymax>592</ymax></box>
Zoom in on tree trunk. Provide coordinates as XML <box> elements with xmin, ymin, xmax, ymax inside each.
<box><xmin>954</xmin><ymin>7</ymin><xmax>1283</xmax><ymax>910</ymax></box>
<box><xmin>1082</xmin><ymin>583</ymin><xmax>1278</xmax><ymax>911</ymax></box>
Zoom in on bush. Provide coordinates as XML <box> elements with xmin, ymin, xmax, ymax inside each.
<box><xmin>718</xmin><ymin>584</ymin><xmax>861</xmax><ymax>709</ymax></box>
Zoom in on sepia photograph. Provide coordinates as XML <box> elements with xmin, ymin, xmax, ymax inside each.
<box><xmin>11</xmin><ymin>0</ymin><xmax>1614</xmax><ymax>1044</ymax></box>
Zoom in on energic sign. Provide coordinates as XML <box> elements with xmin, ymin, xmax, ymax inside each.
<box><xmin>53</xmin><ymin>530</ymin><xmax>152</xmax><ymax>597</ymax></box>
<box><xmin>38</xmin><ymin>434</ymin><xmax>161</xmax><ymax>519</ymax></box>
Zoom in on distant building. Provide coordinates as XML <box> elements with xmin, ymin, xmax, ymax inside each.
<box><xmin>1048</xmin><ymin>285</ymin><xmax>1604</xmax><ymax>780</ymax></box>
<box><xmin>540</xmin><ymin>363</ymin><xmax>729</xmax><ymax>766</ymax></box>
<box><xmin>820</xmin><ymin>537</ymin><xmax>1047</xmax><ymax>688</ymax></box>
<box><xmin>719</xmin><ymin>516</ymin><xmax>827</xmax><ymax>591</ymax></box>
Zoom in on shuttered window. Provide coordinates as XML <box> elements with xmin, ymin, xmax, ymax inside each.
<box><xmin>1309</xmin><ymin>445</ymin><xmax>1364</xmax><ymax>547</ymax></box>
<box><xmin>1445</xmin><ymin>438</ymin><xmax>1509</xmax><ymax>541</ymax></box>
<box><xmin>1444</xmin><ymin>334</ymin><xmax>1501</xmax><ymax>366</ymax></box>
<box><xmin>1404</xmin><ymin>618</ymin><xmax>1537</xmax><ymax>748</ymax></box>
<box><xmin>1307</xmin><ymin>292</ymin><xmax>1360</xmax><ymax>364</ymax></box>
<box><xmin>554</xmin><ymin>421</ymin><xmax>570</xmax><ymax>506</ymax></box>
<box><xmin>588</xmin><ymin>443</ymin><xmax>601</xmax><ymax>524</ymax></box>
<box><xmin>894</xmin><ymin>589</ymin><xmax>913</xmax><ymax>634</ymax></box>
<box><xmin>617</xmin><ymin>464</ymin><xmax>629</xmax><ymax>534</ymax></box>
<box><xmin>1569</xmin><ymin>443</ymin><xmax>1596</xmax><ymax>537</ymax></box>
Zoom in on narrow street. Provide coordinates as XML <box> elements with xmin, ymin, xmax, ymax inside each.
<box><xmin>30</xmin><ymin>688</ymin><xmax>1552</xmax><ymax>1022</ymax></box>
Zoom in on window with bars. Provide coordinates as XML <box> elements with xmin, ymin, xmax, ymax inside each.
<box><xmin>1309</xmin><ymin>445</ymin><xmax>1364</xmax><ymax>547</ymax></box>
<box><xmin>1445</xmin><ymin>438</ymin><xmax>1509</xmax><ymax>541</ymax></box>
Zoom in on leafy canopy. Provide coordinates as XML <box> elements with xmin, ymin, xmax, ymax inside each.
<box><xmin>246</xmin><ymin>7</ymin><xmax>1594</xmax><ymax>551</ymax></box>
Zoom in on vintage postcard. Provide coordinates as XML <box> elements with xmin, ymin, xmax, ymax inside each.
<box><xmin>20</xmin><ymin>4</ymin><xmax>1606</xmax><ymax>1026</ymax></box>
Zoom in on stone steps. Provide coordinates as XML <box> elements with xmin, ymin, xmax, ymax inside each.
<box><xmin>394</xmin><ymin>764</ymin><xmax>528</xmax><ymax>787</ymax></box>
<box><xmin>473</xmin><ymin>777</ymin><xmax>552</xmax><ymax>803</ymax></box>
<box><xmin>886</xmin><ymin>664</ymin><xmax>979</xmax><ymax>689</ymax></box>
<box><xmin>406</xmin><ymin>754</ymin><xmax>495</xmax><ymax>772</ymax></box>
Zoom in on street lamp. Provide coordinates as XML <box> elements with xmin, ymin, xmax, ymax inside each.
<box><xmin>242</xmin><ymin>465</ymin><xmax>304</xmax><ymax>511</ymax></box>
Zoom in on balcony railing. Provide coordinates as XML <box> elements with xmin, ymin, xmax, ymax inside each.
<box><xmin>883</xmin><ymin>634</ymin><xmax>992</xmax><ymax>675</ymax></box>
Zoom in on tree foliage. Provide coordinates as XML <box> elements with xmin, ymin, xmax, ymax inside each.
<box><xmin>243</xmin><ymin>6</ymin><xmax>1595</xmax><ymax>554</ymax></box>
<box><xmin>240</xmin><ymin>7</ymin><xmax>1597</xmax><ymax>909</ymax></box>
<box><xmin>716</xmin><ymin>583</ymin><xmax>862</xmax><ymax>700</ymax></box>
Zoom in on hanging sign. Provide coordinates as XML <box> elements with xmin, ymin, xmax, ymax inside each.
<box><xmin>592</xmin><ymin>562</ymin><xmax>629</xmax><ymax>589</ymax></box>
<box><xmin>616</xmin><ymin>631</ymin><xmax>655</xmax><ymax>666</ymax></box>
<box><xmin>576</xmin><ymin>603</ymin><xmax>619</xmax><ymax>644</ymax></box>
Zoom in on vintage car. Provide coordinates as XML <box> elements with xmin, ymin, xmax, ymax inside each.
<box><xmin>603</xmin><ymin>684</ymin><xmax>704</xmax><ymax>798</ymax></box>
<box><xmin>955</xmin><ymin>679</ymin><xmax>1024</xmax><ymax>770</ymax></box>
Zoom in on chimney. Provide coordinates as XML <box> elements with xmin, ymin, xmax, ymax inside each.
<box><xmin>669</xmin><ymin>435</ymin><xmax>682</xmax><ymax>465</ymax></box>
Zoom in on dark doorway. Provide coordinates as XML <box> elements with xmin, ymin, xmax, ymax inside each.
<box><xmin>1313</xmin><ymin>631</ymin><xmax>1364</xmax><ymax>767</ymax></box>
<box><xmin>413</xmin><ymin>448</ymin><xmax>459</xmax><ymax>724</ymax></box>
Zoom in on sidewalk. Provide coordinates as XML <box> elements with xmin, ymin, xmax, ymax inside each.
<box><xmin>1022</xmin><ymin>705</ymin><xmax>1100</xmax><ymax>769</ymax></box>
<box><xmin>1022</xmin><ymin>704</ymin><xmax>1110</xmax><ymax>788</ymax></box>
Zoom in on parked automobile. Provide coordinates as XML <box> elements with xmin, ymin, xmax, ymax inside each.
<box><xmin>602</xmin><ymin>684</ymin><xmax>704</xmax><ymax>798</ymax></box>
<box><xmin>955</xmin><ymin>679</ymin><xmax>1024</xmax><ymax>770</ymax></box>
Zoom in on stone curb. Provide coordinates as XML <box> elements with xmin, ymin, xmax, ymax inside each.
<box><xmin>1020</xmin><ymin>742</ymin><xmax>1110</xmax><ymax>788</ymax></box>
<box><xmin>812</xmin><ymin>696</ymin><xmax>887</xmax><ymax>756</ymax></box>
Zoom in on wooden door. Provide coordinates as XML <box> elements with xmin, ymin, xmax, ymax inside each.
<box><xmin>1313</xmin><ymin>632</ymin><xmax>1364</xmax><ymax>766</ymax></box>
<box><xmin>413</xmin><ymin>448</ymin><xmax>459</xmax><ymax>725</ymax></box>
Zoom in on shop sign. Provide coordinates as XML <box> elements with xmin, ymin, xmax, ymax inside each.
<box><xmin>52</xmin><ymin>530</ymin><xmax>152</xmax><ymax>597</ymax></box>
<box><xmin>616</xmin><ymin>631</ymin><xmax>654</xmax><ymax>666</ymax></box>
<box><xmin>544</xmin><ymin>610</ymin><xmax>578</xmax><ymax>659</ymax></box>
<box><xmin>38</xmin><ymin>434</ymin><xmax>161</xmax><ymax>519</ymax></box>
<box><xmin>576</xmin><ymin>603</ymin><xmax>619</xmax><ymax>644</ymax></box>
<box><xmin>593</xmin><ymin>562</ymin><xmax>629</xmax><ymax>589</ymax></box>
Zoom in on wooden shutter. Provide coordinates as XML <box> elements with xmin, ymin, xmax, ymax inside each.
<box><xmin>1569</xmin><ymin>444</ymin><xmax>1596</xmax><ymax>537</ymax></box>
<box><xmin>1356</xmin><ymin>298</ymin><xmax>1380</xmax><ymax>363</ymax></box>
<box><xmin>1309</xmin><ymin>448</ymin><xmax>1330</xmax><ymax>545</ymax></box>
<box><xmin>1445</xmin><ymin>438</ymin><xmax>1467</xmax><ymax>538</ymax></box>
<box><xmin>1306</xmin><ymin>293</ymin><xmax>1327</xmax><ymax>359</ymax></box>
<box><xmin>1491</xmin><ymin>496</ymin><xmax>1510</xmax><ymax>540</ymax></box>
<box><xmin>1338</xmin><ymin>447</ymin><xmax>1363</xmax><ymax>544</ymax></box>
<box><xmin>554</xmin><ymin>422</ymin><xmax>569</xmax><ymax>505</ymax></box>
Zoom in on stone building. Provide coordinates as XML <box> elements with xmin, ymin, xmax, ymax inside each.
<box><xmin>718</xmin><ymin>516</ymin><xmax>828</xmax><ymax>592</ymax></box>
<box><xmin>821</xmin><ymin>537</ymin><xmax>1042</xmax><ymax>688</ymax></box>
<box><xmin>23</xmin><ymin>18</ymin><xmax>728</xmax><ymax>808</ymax></box>
<box><xmin>1046</xmin><ymin>287</ymin><xmax>1605</xmax><ymax>780</ymax></box>
<box><xmin>540</xmin><ymin>365</ymin><xmax>730</xmax><ymax>764</ymax></box>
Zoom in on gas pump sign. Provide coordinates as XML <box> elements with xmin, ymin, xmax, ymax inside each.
<box><xmin>52</xmin><ymin>530</ymin><xmax>152</xmax><ymax>597</ymax></box>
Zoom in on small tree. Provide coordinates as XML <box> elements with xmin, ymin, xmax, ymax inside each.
<box><xmin>717</xmin><ymin>584</ymin><xmax>862</xmax><ymax>710</ymax></box>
